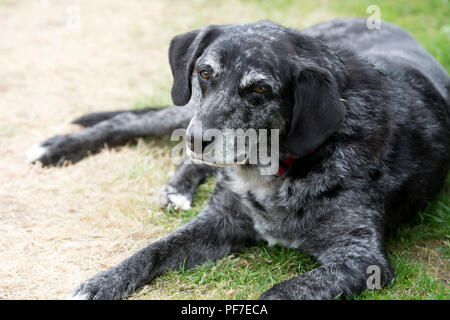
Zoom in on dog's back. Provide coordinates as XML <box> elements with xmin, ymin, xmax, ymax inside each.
<box><xmin>304</xmin><ymin>18</ymin><xmax>450</xmax><ymax>103</ymax></box>
<box><xmin>305</xmin><ymin>18</ymin><xmax>450</xmax><ymax>232</ymax></box>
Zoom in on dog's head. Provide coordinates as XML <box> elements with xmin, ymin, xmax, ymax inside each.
<box><xmin>169</xmin><ymin>21</ymin><xmax>346</xmax><ymax>167</ymax></box>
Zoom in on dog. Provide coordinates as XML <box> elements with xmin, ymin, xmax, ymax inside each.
<box><xmin>26</xmin><ymin>18</ymin><xmax>450</xmax><ymax>300</ymax></box>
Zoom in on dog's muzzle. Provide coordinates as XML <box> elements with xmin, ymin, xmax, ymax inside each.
<box><xmin>185</xmin><ymin>120</ymin><xmax>248</xmax><ymax>166</ymax></box>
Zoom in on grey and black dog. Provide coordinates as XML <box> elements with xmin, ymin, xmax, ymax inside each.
<box><xmin>27</xmin><ymin>18</ymin><xmax>450</xmax><ymax>300</ymax></box>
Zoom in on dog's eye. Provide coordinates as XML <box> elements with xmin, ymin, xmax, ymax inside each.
<box><xmin>253</xmin><ymin>86</ymin><xmax>265</xmax><ymax>94</ymax></box>
<box><xmin>199</xmin><ymin>70</ymin><xmax>211</xmax><ymax>80</ymax></box>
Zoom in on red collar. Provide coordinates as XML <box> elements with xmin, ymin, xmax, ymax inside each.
<box><xmin>277</xmin><ymin>149</ymin><xmax>315</xmax><ymax>177</ymax></box>
<box><xmin>277</xmin><ymin>156</ymin><xmax>296</xmax><ymax>176</ymax></box>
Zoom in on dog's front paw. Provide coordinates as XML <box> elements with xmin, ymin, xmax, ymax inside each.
<box><xmin>259</xmin><ymin>279</ymin><xmax>327</xmax><ymax>300</ymax></box>
<box><xmin>160</xmin><ymin>184</ymin><xmax>192</xmax><ymax>210</ymax></box>
<box><xmin>259</xmin><ymin>287</ymin><xmax>291</xmax><ymax>300</ymax></box>
<box><xmin>26</xmin><ymin>134</ymin><xmax>87</xmax><ymax>166</ymax></box>
<box><xmin>68</xmin><ymin>269</ymin><xmax>130</xmax><ymax>300</ymax></box>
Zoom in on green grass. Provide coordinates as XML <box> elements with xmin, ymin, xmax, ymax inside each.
<box><xmin>131</xmin><ymin>0</ymin><xmax>449</xmax><ymax>300</ymax></box>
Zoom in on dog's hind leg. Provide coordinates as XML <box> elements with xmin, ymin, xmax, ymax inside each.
<box><xmin>26</xmin><ymin>105</ymin><xmax>193</xmax><ymax>166</ymax></box>
<box><xmin>71</xmin><ymin>107</ymin><xmax>165</xmax><ymax>128</ymax></box>
<box><xmin>161</xmin><ymin>157</ymin><xmax>218</xmax><ymax>210</ymax></box>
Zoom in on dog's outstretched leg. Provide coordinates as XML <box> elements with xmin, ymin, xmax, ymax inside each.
<box><xmin>26</xmin><ymin>105</ymin><xmax>193</xmax><ymax>166</ymax></box>
<box><xmin>161</xmin><ymin>157</ymin><xmax>218</xmax><ymax>210</ymax></box>
<box><xmin>71</xmin><ymin>107</ymin><xmax>165</xmax><ymax>128</ymax></box>
<box><xmin>259</xmin><ymin>207</ymin><xmax>394</xmax><ymax>300</ymax></box>
<box><xmin>68</xmin><ymin>187</ymin><xmax>256</xmax><ymax>300</ymax></box>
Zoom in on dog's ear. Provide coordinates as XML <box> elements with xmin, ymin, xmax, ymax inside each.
<box><xmin>287</xmin><ymin>64</ymin><xmax>345</xmax><ymax>157</ymax></box>
<box><xmin>169</xmin><ymin>26</ymin><xmax>222</xmax><ymax>106</ymax></box>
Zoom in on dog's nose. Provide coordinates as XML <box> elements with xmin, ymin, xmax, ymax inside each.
<box><xmin>186</xmin><ymin>125</ymin><xmax>215</xmax><ymax>154</ymax></box>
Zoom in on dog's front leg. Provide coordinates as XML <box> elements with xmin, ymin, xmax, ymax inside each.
<box><xmin>260</xmin><ymin>210</ymin><xmax>394</xmax><ymax>300</ymax></box>
<box><xmin>260</xmin><ymin>246</ymin><xmax>394</xmax><ymax>300</ymax></box>
<box><xmin>69</xmin><ymin>198</ymin><xmax>255</xmax><ymax>300</ymax></box>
